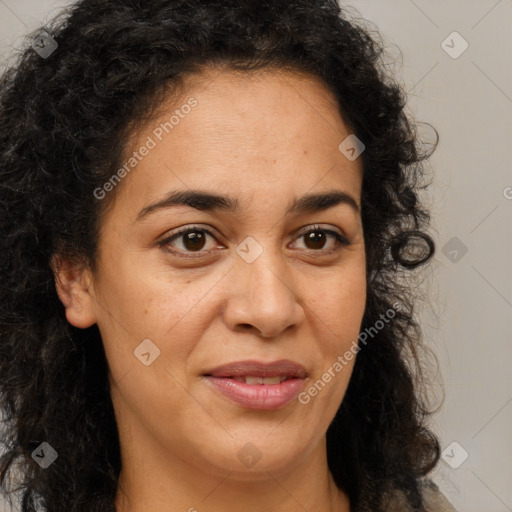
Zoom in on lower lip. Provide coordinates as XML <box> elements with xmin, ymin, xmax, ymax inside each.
<box><xmin>204</xmin><ymin>376</ymin><xmax>306</xmax><ymax>410</ymax></box>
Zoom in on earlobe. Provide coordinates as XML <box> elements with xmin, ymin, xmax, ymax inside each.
<box><xmin>51</xmin><ymin>254</ymin><xmax>97</xmax><ymax>329</ymax></box>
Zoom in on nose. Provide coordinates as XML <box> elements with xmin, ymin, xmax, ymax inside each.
<box><xmin>221</xmin><ymin>240</ymin><xmax>305</xmax><ymax>338</ymax></box>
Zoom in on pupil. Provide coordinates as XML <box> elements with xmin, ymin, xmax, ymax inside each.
<box><xmin>306</xmin><ymin>231</ymin><xmax>325</xmax><ymax>249</ymax></box>
<box><xmin>184</xmin><ymin>231</ymin><xmax>205</xmax><ymax>251</ymax></box>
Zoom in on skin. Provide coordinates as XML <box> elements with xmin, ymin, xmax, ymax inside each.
<box><xmin>54</xmin><ymin>67</ymin><xmax>367</xmax><ymax>512</ymax></box>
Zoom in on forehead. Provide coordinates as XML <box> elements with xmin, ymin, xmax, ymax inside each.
<box><xmin>129</xmin><ymin>66</ymin><xmax>350</xmax><ymax>155</ymax></box>
<box><xmin>108</xmin><ymin>67</ymin><xmax>363</xmax><ymax>220</ymax></box>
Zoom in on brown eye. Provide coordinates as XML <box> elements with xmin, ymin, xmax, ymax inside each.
<box><xmin>293</xmin><ymin>225</ymin><xmax>349</xmax><ymax>253</ymax></box>
<box><xmin>303</xmin><ymin>230</ymin><xmax>328</xmax><ymax>250</ymax></box>
<box><xmin>159</xmin><ymin>224</ymin><xmax>349</xmax><ymax>259</ymax></box>
<box><xmin>181</xmin><ymin>230</ymin><xmax>208</xmax><ymax>252</ymax></box>
<box><xmin>159</xmin><ymin>225</ymin><xmax>222</xmax><ymax>257</ymax></box>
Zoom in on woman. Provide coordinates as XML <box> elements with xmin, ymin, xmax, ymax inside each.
<box><xmin>0</xmin><ymin>0</ymin><xmax>456</xmax><ymax>511</ymax></box>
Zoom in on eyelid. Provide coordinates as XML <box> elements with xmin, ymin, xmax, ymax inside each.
<box><xmin>294</xmin><ymin>223</ymin><xmax>345</xmax><ymax>239</ymax></box>
<box><xmin>291</xmin><ymin>224</ymin><xmax>350</xmax><ymax>253</ymax></box>
<box><xmin>157</xmin><ymin>224</ymin><xmax>223</xmax><ymax>254</ymax></box>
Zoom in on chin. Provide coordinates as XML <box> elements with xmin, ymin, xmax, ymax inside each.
<box><xmin>192</xmin><ymin>431</ymin><xmax>317</xmax><ymax>479</ymax></box>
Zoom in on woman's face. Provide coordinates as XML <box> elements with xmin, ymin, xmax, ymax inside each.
<box><xmin>65</xmin><ymin>68</ymin><xmax>366</xmax><ymax>481</ymax></box>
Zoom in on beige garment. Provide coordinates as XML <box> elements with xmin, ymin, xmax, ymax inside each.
<box><xmin>383</xmin><ymin>479</ymin><xmax>458</xmax><ymax>512</ymax></box>
<box><xmin>421</xmin><ymin>480</ymin><xmax>458</xmax><ymax>512</ymax></box>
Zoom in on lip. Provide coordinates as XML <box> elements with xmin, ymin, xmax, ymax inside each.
<box><xmin>202</xmin><ymin>359</ymin><xmax>308</xmax><ymax>410</ymax></box>
<box><xmin>204</xmin><ymin>359</ymin><xmax>308</xmax><ymax>379</ymax></box>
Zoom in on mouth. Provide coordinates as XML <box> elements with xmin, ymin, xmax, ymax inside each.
<box><xmin>202</xmin><ymin>359</ymin><xmax>308</xmax><ymax>410</ymax></box>
<box><xmin>228</xmin><ymin>375</ymin><xmax>290</xmax><ymax>384</ymax></box>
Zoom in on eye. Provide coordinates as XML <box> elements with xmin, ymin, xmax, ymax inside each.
<box><xmin>292</xmin><ymin>225</ymin><xmax>349</xmax><ymax>254</ymax></box>
<box><xmin>158</xmin><ymin>225</ymin><xmax>222</xmax><ymax>257</ymax></box>
<box><xmin>158</xmin><ymin>224</ymin><xmax>350</xmax><ymax>258</ymax></box>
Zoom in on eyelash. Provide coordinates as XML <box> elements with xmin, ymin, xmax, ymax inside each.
<box><xmin>158</xmin><ymin>224</ymin><xmax>350</xmax><ymax>259</ymax></box>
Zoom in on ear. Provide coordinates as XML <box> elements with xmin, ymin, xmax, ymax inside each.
<box><xmin>51</xmin><ymin>254</ymin><xmax>97</xmax><ymax>328</ymax></box>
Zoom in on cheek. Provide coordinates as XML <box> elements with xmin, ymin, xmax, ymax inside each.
<box><xmin>95</xmin><ymin>262</ymin><xmax>220</xmax><ymax>383</ymax></box>
<box><xmin>307</xmin><ymin>264</ymin><xmax>366</xmax><ymax>394</ymax></box>
<box><xmin>318</xmin><ymin>267</ymin><xmax>366</xmax><ymax>333</ymax></box>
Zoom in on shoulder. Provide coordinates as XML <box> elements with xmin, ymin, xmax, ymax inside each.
<box><xmin>382</xmin><ymin>479</ymin><xmax>458</xmax><ymax>512</ymax></box>
<box><xmin>420</xmin><ymin>479</ymin><xmax>458</xmax><ymax>512</ymax></box>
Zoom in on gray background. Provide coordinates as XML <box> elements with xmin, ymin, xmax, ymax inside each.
<box><xmin>0</xmin><ymin>1</ymin><xmax>511</xmax><ymax>511</ymax></box>
<box><xmin>350</xmin><ymin>3</ymin><xmax>512</xmax><ymax>512</ymax></box>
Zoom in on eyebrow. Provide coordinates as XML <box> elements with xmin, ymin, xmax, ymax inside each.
<box><xmin>136</xmin><ymin>188</ymin><xmax>359</xmax><ymax>220</ymax></box>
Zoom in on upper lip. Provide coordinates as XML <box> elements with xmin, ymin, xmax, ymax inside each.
<box><xmin>204</xmin><ymin>359</ymin><xmax>308</xmax><ymax>379</ymax></box>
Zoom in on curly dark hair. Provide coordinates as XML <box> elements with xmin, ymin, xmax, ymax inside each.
<box><xmin>0</xmin><ymin>0</ymin><xmax>442</xmax><ymax>511</ymax></box>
